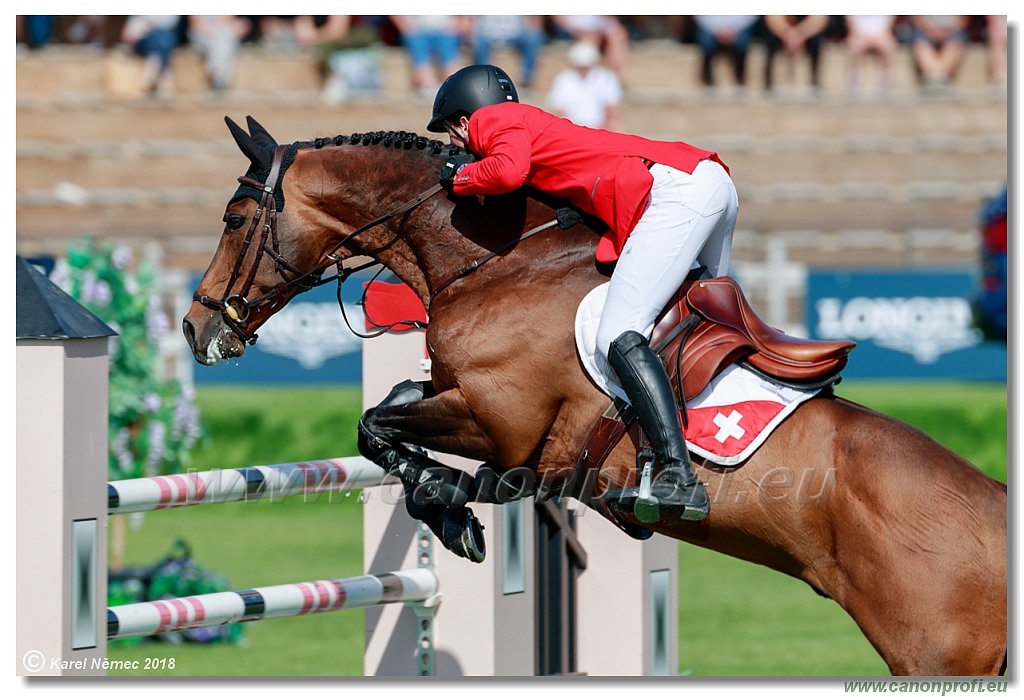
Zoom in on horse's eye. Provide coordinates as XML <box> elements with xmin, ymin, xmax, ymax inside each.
<box><xmin>225</xmin><ymin>214</ymin><xmax>246</xmax><ymax>231</ymax></box>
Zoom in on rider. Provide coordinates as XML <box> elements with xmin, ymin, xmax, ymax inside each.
<box><xmin>427</xmin><ymin>64</ymin><xmax>738</xmax><ymax>523</ymax></box>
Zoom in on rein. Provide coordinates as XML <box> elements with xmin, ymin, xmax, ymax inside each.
<box><xmin>428</xmin><ymin>218</ymin><xmax>560</xmax><ymax>306</ymax></box>
<box><xmin>196</xmin><ymin>141</ymin><xmax>565</xmax><ymax>345</ymax></box>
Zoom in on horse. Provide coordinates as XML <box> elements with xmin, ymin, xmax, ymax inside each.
<box><xmin>182</xmin><ymin>116</ymin><xmax>1007</xmax><ymax>676</ymax></box>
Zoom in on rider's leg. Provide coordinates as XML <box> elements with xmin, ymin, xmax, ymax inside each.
<box><xmin>604</xmin><ymin>330</ymin><xmax>708</xmax><ymax>521</ymax></box>
<box><xmin>595</xmin><ymin>160</ymin><xmax>737</xmax><ymax>522</ymax></box>
<box><xmin>594</xmin><ymin>161</ymin><xmax>737</xmax><ymax>357</ymax></box>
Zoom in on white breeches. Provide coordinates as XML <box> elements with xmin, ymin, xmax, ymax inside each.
<box><xmin>595</xmin><ymin>159</ymin><xmax>738</xmax><ymax>361</ymax></box>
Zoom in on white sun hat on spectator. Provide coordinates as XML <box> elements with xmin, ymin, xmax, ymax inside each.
<box><xmin>568</xmin><ymin>41</ymin><xmax>601</xmax><ymax>68</ymax></box>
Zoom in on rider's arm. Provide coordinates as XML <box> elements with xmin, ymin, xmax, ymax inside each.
<box><xmin>453</xmin><ymin>111</ymin><xmax>533</xmax><ymax>196</ymax></box>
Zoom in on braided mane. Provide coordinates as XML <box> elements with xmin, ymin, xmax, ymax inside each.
<box><xmin>300</xmin><ymin>130</ymin><xmax>466</xmax><ymax>158</ymax></box>
<box><xmin>234</xmin><ymin>130</ymin><xmax>466</xmax><ymax>208</ymax></box>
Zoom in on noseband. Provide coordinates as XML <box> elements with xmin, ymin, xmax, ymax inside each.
<box><xmin>193</xmin><ymin>144</ymin><xmax>442</xmax><ymax>345</ymax></box>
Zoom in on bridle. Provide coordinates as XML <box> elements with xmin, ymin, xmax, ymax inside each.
<box><xmin>194</xmin><ymin>141</ymin><xmax>569</xmax><ymax>346</ymax></box>
<box><xmin>193</xmin><ymin>144</ymin><xmax>442</xmax><ymax>344</ymax></box>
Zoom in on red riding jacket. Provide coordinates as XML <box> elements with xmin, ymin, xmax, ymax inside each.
<box><xmin>453</xmin><ymin>102</ymin><xmax>729</xmax><ymax>262</ymax></box>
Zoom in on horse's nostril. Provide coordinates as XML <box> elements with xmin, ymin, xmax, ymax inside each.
<box><xmin>182</xmin><ymin>319</ymin><xmax>196</xmax><ymax>346</ymax></box>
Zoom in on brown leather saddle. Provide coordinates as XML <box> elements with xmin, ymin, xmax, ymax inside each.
<box><xmin>571</xmin><ymin>274</ymin><xmax>856</xmax><ymax>536</ymax></box>
<box><xmin>652</xmin><ymin>275</ymin><xmax>855</xmax><ymax>402</ymax></box>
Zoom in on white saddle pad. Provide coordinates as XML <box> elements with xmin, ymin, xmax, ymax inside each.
<box><xmin>575</xmin><ymin>283</ymin><xmax>821</xmax><ymax>465</ymax></box>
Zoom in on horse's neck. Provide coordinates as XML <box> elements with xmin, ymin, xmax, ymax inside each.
<box><xmin>312</xmin><ymin>146</ymin><xmax>444</xmax><ymax>299</ymax></box>
<box><xmin>311</xmin><ymin>145</ymin><xmax>602</xmax><ymax>305</ymax></box>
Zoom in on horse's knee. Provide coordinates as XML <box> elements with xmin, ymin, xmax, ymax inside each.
<box><xmin>379</xmin><ymin>379</ymin><xmax>431</xmax><ymax>408</ymax></box>
<box><xmin>358</xmin><ymin>380</ymin><xmax>433</xmax><ymax>459</ymax></box>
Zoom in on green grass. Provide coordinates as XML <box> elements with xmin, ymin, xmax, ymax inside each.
<box><xmin>107</xmin><ymin>380</ymin><xmax>1007</xmax><ymax>677</ymax></box>
<box><xmin>678</xmin><ymin>544</ymin><xmax>888</xmax><ymax>677</ymax></box>
<box><xmin>183</xmin><ymin>385</ymin><xmax>364</xmax><ymax>468</ymax></box>
<box><xmin>109</xmin><ymin>498</ymin><xmax>367</xmax><ymax>676</ymax></box>
<box><xmin>108</xmin><ymin>385</ymin><xmax>368</xmax><ymax>676</ymax></box>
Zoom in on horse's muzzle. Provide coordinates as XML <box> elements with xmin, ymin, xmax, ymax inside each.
<box><xmin>182</xmin><ymin>315</ymin><xmax>246</xmax><ymax>366</ymax></box>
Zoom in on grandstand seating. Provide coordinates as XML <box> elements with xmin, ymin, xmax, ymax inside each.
<box><xmin>16</xmin><ymin>40</ymin><xmax>1007</xmax><ymax>276</ymax></box>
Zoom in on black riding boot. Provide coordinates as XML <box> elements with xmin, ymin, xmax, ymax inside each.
<box><xmin>603</xmin><ymin>331</ymin><xmax>710</xmax><ymax>523</ymax></box>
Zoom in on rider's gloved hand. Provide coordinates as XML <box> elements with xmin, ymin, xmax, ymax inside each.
<box><xmin>439</xmin><ymin>154</ymin><xmax>476</xmax><ymax>191</ymax></box>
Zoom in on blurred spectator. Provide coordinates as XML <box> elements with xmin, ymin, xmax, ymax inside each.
<box><xmin>625</xmin><ymin>16</ymin><xmax>680</xmax><ymax>41</ymax></box>
<box><xmin>546</xmin><ymin>41</ymin><xmax>622</xmax><ymax>130</ymax></box>
<box><xmin>390</xmin><ymin>15</ymin><xmax>466</xmax><ymax>98</ymax></box>
<box><xmin>257</xmin><ymin>16</ymin><xmax>304</xmax><ymax>49</ymax></box>
<box><xmin>984</xmin><ymin>15</ymin><xmax>1007</xmax><ymax>87</ymax></box>
<box><xmin>552</xmin><ymin>15</ymin><xmax>629</xmax><ymax>79</ymax></box>
<box><xmin>763</xmin><ymin>15</ymin><xmax>829</xmax><ymax>94</ymax></box>
<box><xmin>972</xmin><ymin>186</ymin><xmax>1007</xmax><ymax>342</ymax></box>
<box><xmin>291</xmin><ymin>15</ymin><xmax>350</xmax><ymax>47</ymax></box>
<box><xmin>187</xmin><ymin>16</ymin><xmax>251</xmax><ymax>94</ymax></box>
<box><xmin>844</xmin><ymin>15</ymin><xmax>899</xmax><ymax>96</ymax></box>
<box><xmin>909</xmin><ymin>15</ymin><xmax>970</xmax><ymax>90</ymax></box>
<box><xmin>18</xmin><ymin>15</ymin><xmax>55</xmax><ymax>49</ymax></box>
<box><xmin>468</xmin><ymin>16</ymin><xmax>545</xmax><ymax>89</ymax></box>
<box><xmin>67</xmin><ymin>15</ymin><xmax>109</xmax><ymax>48</ymax></box>
<box><xmin>304</xmin><ymin>17</ymin><xmax>383</xmax><ymax>104</ymax></box>
<box><xmin>121</xmin><ymin>15</ymin><xmax>182</xmax><ymax>97</ymax></box>
<box><xmin>692</xmin><ymin>15</ymin><xmax>760</xmax><ymax>91</ymax></box>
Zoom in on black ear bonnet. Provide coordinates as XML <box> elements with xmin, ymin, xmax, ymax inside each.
<box><xmin>225</xmin><ymin>115</ymin><xmax>297</xmax><ymax>211</ymax></box>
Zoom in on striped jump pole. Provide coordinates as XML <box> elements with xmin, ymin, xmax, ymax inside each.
<box><xmin>107</xmin><ymin>568</ymin><xmax>438</xmax><ymax>642</ymax></box>
<box><xmin>108</xmin><ymin>456</ymin><xmax>390</xmax><ymax>515</ymax></box>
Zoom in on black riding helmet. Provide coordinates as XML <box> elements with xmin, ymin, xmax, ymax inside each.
<box><xmin>426</xmin><ymin>64</ymin><xmax>519</xmax><ymax>133</ymax></box>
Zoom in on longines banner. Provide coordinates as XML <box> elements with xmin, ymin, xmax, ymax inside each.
<box><xmin>190</xmin><ymin>271</ymin><xmax>377</xmax><ymax>385</ymax></box>
<box><xmin>806</xmin><ymin>269</ymin><xmax>1007</xmax><ymax>380</ymax></box>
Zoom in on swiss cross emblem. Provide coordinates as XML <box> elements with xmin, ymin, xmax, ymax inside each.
<box><xmin>712</xmin><ymin>409</ymin><xmax>746</xmax><ymax>443</ymax></box>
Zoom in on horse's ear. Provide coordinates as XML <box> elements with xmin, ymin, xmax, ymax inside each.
<box><xmin>225</xmin><ymin>115</ymin><xmax>271</xmax><ymax>170</ymax></box>
<box><xmin>245</xmin><ymin>116</ymin><xmax>278</xmax><ymax>152</ymax></box>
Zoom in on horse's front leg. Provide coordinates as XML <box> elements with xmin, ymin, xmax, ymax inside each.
<box><xmin>358</xmin><ymin>380</ymin><xmax>532</xmax><ymax>563</ymax></box>
<box><xmin>359</xmin><ymin>379</ymin><xmax>501</xmax><ymax>459</ymax></box>
<box><xmin>360</xmin><ymin>380</ymin><xmax>536</xmax><ymax>501</ymax></box>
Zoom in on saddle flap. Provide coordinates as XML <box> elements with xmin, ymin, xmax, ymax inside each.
<box><xmin>668</xmin><ymin>322</ymin><xmax>752</xmax><ymax>402</ymax></box>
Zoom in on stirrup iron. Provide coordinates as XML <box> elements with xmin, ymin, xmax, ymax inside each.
<box><xmin>634</xmin><ymin>448</ymin><xmax>660</xmax><ymax>524</ymax></box>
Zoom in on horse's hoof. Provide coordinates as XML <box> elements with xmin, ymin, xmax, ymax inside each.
<box><xmin>440</xmin><ymin>507</ymin><xmax>486</xmax><ymax>563</ymax></box>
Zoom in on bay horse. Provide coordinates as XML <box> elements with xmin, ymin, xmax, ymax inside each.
<box><xmin>182</xmin><ymin>117</ymin><xmax>1006</xmax><ymax>676</ymax></box>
